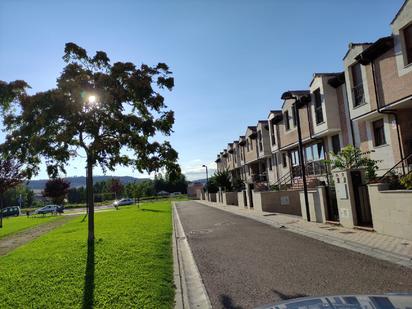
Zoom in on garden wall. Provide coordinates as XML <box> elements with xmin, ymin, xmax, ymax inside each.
<box><xmin>368</xmin><ymin>183</ymin><xmax>412</xmax><ymax>240</ymax></box>
<box><xmin>252</xmin><ymin>190</ymin><xmax>302</xmax><ymax>215</ymax></box>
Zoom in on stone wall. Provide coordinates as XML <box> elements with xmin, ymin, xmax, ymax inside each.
<box><xmin>299</xmin><ymin>186</ymin><xmax>328</xmax><ymax>223</ymax></box>
<box><xmin>223</xmin><ymin>192</ymin><xmax>238</xmax><ymax>206</ymax></box>
<box><xmin>252</xmin><ymin>190</ymin><xmax>302</xmax><ymax>215</ymax></box>
<box><xmin>237</xmin><ymin>191</ymin><xmax>247</xmax><ymax>208</ymax></box>
<box><xmin>368</xmin><ymin>183</ymin><xmax>412</xmax><ymax>241</ymax></box>
<box><xmin>209</xmin><ymin>193</ymin><xmax>217</xmax><ymax>203</ymax></box>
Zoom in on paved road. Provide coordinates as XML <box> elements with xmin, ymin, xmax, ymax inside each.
<box><xmin>176</xmin><ymin>201</ymin><xmax>412</xmax><ymax>309</ymax></box>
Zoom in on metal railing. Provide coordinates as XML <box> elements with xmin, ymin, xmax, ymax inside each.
<box><xmin>376</xmin><ymin>151</ymin><xmax>412</xmax><ymax>183</ymax></box>
<box><xmin>291</xmin><ymin>161</ymin><xmax>327</xmax><ymax>178</ymax></box>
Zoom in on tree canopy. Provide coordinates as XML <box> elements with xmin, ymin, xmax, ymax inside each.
<box><xmin>0</xmin><ymin>42</ymin><xmax>179</xmax><ymax>178</ymax></box>
<box><xmin>0</xmin><ymin>42</ymin><xmax>180</xmax><ymax>240</ymax></box>
<box><xmin>43</xmin><ymin>178</ymin><xmax>70</xmax><ymax>204</ymax></box>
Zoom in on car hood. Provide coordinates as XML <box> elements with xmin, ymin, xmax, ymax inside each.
<box><xmin>255</xmin><ymin>293</ymin><xmax>412</xmax><ymax>309</ymax></box>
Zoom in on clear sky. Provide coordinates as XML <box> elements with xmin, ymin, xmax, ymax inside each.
<box><xmin>0</xmin><ymin>0</ymin><xmax>405</xmax><ymax>181</ymax></box>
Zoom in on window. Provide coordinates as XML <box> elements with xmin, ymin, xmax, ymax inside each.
<box><xmin>292</xmin><ymin>106</ymin><xmax>297</xmax><ymax>127</ymax></box>
<box><xmin>246</xmin><ymin>139</ymin><xmax>249</xmax><ymax>152</ymax></box>
<box><xmin>250</xmin><ymin>138</ymin><xmax>253</xmax><ymax>150</ymax></box>
<box><xmin>271</xmin><ymin>120</ymin><xmax>276</xmax><ymax>145</ymax></box>
<box><xmin>282</xmin><ymin>153</ymin><xmax>287</xmax><ymax>168</ymax></box>
<box><xmin>268</xmin><ymin>157</ymin><xmax>272</xmax><ymax>171</ymax></box>
<box><xmin>373</xmin><ymin>119</ymin><xmax>386</xmax><ymax>146</ymax></box>
<box><xmin>290</xmin><ymin>150</ymin><xmax>300</xmax><ymax>166</ymax></box>
<box><xmin>317</xmin><ymin>143</ymin><xmax>325</xmax><ymax>160</ymax></box>
<box><xmin>284</xmin><ymin>111</ymin><xmax>290</xmax><ymax>130</ymax></box>
<box><xmin>305</xmin><ymin>146</ymin><xmax>313</xmax><ymax>162</ymax></box>
<box><xmin>331</xmin><ymin>134</ymin><xmax>341</xmax><ymax>154</ymax></box>
<box><xmin>258</xmin><ymin>130</ymin><xmax>263</xmax><ymax>151</ymax></box>
<box><xmin>351</xmin><ymin>63</ymin><xmax>365</xmax><ymax>106</ymax></box>
<box><xmin>404</xmin><ymin>23</ymin><xmax>412</xmax><ymax>65</ymax></box>
<box><xmin>314</xmin><ymin>88</ymin><xmax>324</xmax><ymax>124</ymax></box>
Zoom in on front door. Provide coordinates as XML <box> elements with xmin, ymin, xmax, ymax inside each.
<box><xmin>248</xmin><ymin>184</ymin><xmax>254</xmax><ymax>208</ymax></box>
<box><xmin>351</xmin><ymin>171</ymin><xmax>373</xmax><ymax>227</ymax></box>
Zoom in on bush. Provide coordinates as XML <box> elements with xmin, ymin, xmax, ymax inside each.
<box><xmin>324</xmin><ymin>145</ymin><xmax>380</xmax><ymax>181</ymax></box>
<box><xmin>400</xmin><ymin>173</ymin><xmax>412</xmax><ymax>190</ymax></box>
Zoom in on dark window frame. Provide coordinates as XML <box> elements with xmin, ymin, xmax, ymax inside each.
<box><xmin>284</xmin><ymin>111</ymin><xmax>290</xmax><ymax>130</ymax></box>
<box><xmin>403</xmin><ymin>23</ymin><xmax>412</xmax><ymax>65</ymax></box>
<box><xmin>351</xmin><ymin>63</ymin><xmax>365</xmax><ymax>107</ymax></box>
<box><xmin>372</xmin><ymin>118</ymin><xmax>386</xmax><ymax>147</ymax></box>
<box><xmin>331</xmin><ymin>134</ymin><xmax>341</xmax><ymax>154</ymax></box>
<box><xmin>282</xmin><ymin>153</ymin><xmax>287</xmax><ymax>168</ymax></box>
<box><xmin>270</xmin><ymin>120</ymin><xmax>276</xmax><ymax>145</ymax></box>
<box><xmin>314</xmin><ymin>88</ymin><xmax>324</xmax><ymax>124</ymax></box>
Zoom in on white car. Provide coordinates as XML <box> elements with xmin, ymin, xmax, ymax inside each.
<box><xmin>113</xmin><ymin>198</ymin><xmax>134</xmax><ymax>207</ymax></box>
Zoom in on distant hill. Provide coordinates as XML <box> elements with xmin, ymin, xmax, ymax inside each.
<box><xmin>27</xmin><ymin>176</ymin><xmax>150</xmax><ymax>190</ymax></box>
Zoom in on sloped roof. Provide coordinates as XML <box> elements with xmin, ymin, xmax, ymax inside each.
<box><xmin>391</xmin><ymin>0</ymin><xmax>410</xmax><ymax>24</ymax></box>
<box><xmin>267</xmin><ymin>110</ymin><xmax>282</xmax><ymax>118</ymax></box>
<box><xmin>355</xmin><ymin>36</ymin><xmax>394</xmax><ymax>64</ymax></box>
<box><xmin>309</xmin><ymin>72</ymin><xmax>343</xmax><ymax>87</ymax></box>
<box><xmin>327</xmin><ymin>72</ymin><xmax>345</xmax><ymax>88</ymax></box>
<box><xmin>342</xmin><ymin>42</ymin><xmax>373</xmax><ymax>60</ymax></box>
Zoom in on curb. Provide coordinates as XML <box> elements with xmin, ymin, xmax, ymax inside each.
<box><xmin>172</xmin><ymin>202</ymin><xmax>212</xmax><ymax>309</ymax></box>
<box><xmin>197</xmin><ymin>201</ymin><xmax>412</xmax><ymax>269</ymax></box>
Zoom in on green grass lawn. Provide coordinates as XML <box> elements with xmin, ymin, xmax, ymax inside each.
<box><xmin>0</xmin><ymin>201</ymin><xmax>174</xmax><ymax>308</ymax></box>
<box><xmin>0</xmin><ymin>215</ymin><xmax>64</xmax><ymax>239</ymax></box>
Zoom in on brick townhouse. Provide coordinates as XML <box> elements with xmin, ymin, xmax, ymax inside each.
<box><xmin>216</xmin><ymin>0</ymin><xmax>412</xmax><ymax>192</ymax></box>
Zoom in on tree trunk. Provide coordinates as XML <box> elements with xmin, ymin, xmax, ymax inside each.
<box><xmin>86</xmin><ymin>154</ymin><xmax>95</xmax><ymax>242</ymax></box>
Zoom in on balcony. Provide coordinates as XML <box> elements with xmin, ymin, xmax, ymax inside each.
<box><xmin>291</xmin><ymin>161</ymin><xmax>327</xmax><ymax>178</ymax></box>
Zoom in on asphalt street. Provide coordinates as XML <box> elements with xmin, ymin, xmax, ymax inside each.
<box><xmin>176</xmin><ymin>201</ymin><xmax>412</xmax><ymax>309</ymax></box>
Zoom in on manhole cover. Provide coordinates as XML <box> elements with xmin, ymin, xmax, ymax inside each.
<box><xmin>214</xmin><ymin>221</ymin><xmax>235</xmax><ymax>226</ymax></box>
<box><xmin>326</xmin><ymin>228</ymin><xmax>337</xmax><ymax>231</ymax></box>
<box><xmin>339</xmin><ymin>231</ymin><xmax>355</xmax><ymax>234</ymax></box>
<box><xmin>189</xmin><ymin>229</ymin><xmax>212</xmax><ymax>235</ymax></box>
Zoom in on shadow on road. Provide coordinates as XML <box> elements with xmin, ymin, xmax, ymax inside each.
<box><xmin>271</xmin><ymin>289</ymin><xmax>306</xmax><ymax>300</ymax></box>
<box><xmin>82</xmin><ymin>240</ymin><xmax>95</xmax><ymax>309</ymax></box>
<box><xmin>219</xmin><ymin>294</ymin><xmax>244</xmax><ymax>309</ymax></box>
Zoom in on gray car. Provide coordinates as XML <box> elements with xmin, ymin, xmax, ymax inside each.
<box><xmin>34</xmin><ymin>205</ymin><xmax>64</xmax><ymax>215</ymax></box>
<box><xmin>113</xmin><ymin>198</ymin><xmax>134</xmax><ymax>207</ymax></box>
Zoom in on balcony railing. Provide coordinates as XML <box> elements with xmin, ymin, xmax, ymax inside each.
<box><xmin>291</xmin><ymin>161</ymin><xmax>327</xmax><ymax>178</ymax></box>
<box><xmin>352</xmin><ymin>84</ymin><xmax>365</xmax><ymax>106</ymax></box>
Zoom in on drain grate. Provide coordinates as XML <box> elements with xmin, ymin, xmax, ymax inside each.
<box><xmin>214</xmin><ymin>221</ymin><xmax>235</xmax><ymax>227</ymax></box>
<box><xmin>189</xmin><ymin>229</ymin><xmax>212</xmax><ymax>235</ymax></box>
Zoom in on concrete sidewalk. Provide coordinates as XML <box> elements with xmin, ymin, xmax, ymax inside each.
<box><xmin>197</xmin><ymin>201</ymin><xmax>412</xmax><ymax>269</ymax></box>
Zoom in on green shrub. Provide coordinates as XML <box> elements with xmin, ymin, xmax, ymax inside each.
<box><xmin>400</xmin><ymin>173</ymin><xmax>412</xmax><ymax>190</ymax></box>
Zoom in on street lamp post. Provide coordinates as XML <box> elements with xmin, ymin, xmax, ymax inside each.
<box><xmin>281</xmin><ymin>91</ymin><xmax>311</xmax><ymax>222</ymax></box>
<box><xmin>202</xmin><ymin>164</ymin><xmax>209</xmax><ymax>193</ymax></box>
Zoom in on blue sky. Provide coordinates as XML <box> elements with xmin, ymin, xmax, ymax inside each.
<box><xmin>0</xmin><ymin>0</ymin><xmax>404</xmax><ymax>180</ymax></box>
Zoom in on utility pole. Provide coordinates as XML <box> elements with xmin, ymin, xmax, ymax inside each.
<box><xmin>294</xmin><ymin>102</ymin><xmax>311</xmax><ymax>222</ymax></box>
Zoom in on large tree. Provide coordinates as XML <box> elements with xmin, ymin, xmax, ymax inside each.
<box><xmin>108</xmin><ymin>178</ymin><xmax>123</xmax><ymax>200</ymax></box>
<box><xmin>43</xmin><ymin>178</ymin><xmax>70</xmax><ymax>204</ymax></box>
<box><xmin>0</xmin><ymin>159</ymin><xmax>26</xmax><ymax>228</ymax></box>
<box><xmin>0</xmin><ymin>43</ymin><xmax>179</xmax><ymax>241</ymax></box>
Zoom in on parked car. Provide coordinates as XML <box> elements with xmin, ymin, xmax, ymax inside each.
<box><xmin>113</xmin><ymin>198</ymin><xmax>134</xmax><ymax>207</ymax></box>
<box><xmin>170</xmin><ymin>192</ymin><xmax>182</xmax><ymax>196</ymax></box>
<box><xmin>33</xmin><ymin>205</ymin><xmax>64</xmax><ymax>215</ymax></box>
<box><xmin>1</xmin><ymin>206</ymin><xmax>21</xmax><ymax>217</ymax></box>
